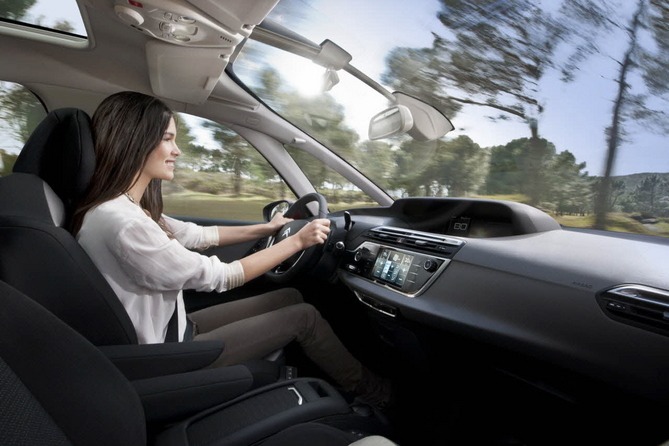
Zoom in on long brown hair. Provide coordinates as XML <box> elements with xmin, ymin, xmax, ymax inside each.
<box><xmin>70</xmin><ymin>91</ymin><xmax>173</xmax><ymax>235</ymax></box>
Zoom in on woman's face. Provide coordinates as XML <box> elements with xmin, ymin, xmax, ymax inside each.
<box><xmin>140</xmin><ymin>117</ymin><xmax>180</xmax><ymax>182</ymax></box>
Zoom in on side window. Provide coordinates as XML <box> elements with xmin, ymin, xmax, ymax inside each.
<box><xmin>163</xmin><ymin>113</ymin><xmax>295</xmax><ymax>221</ymax></box>
<box><xmin>0</xmin><ymin>81</ymin><xmax>47</xmax><ymax>176</ymax></box>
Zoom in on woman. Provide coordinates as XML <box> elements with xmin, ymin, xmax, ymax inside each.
<box><xmin>71</xmin><ymin>91</ymin><xmax>389</xmax><ymax>406</ymax></box>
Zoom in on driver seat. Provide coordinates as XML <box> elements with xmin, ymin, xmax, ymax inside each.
<box><xmin>0</xmin><ymin>107</ymin><xmax>283</xmax><ymax>376</ymax></box>
<box><xmin>0</xmin><ymin>107</ymin><xmax>137</xmax><ymax>345</ymax></box>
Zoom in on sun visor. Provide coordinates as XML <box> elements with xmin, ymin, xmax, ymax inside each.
<box><xmin>146</xmin><ymin>40</ymin><xmax>231</xmax><ymax>104</ymax></box>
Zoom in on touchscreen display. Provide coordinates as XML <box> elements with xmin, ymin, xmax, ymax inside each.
<box><xmin>372</xmin><ymin>249</ymin><xmax>414</xmax><ymax>286</ymax></box>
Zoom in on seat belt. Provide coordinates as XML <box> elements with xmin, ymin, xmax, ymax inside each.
<box><xmin>165</xmin><ymin>305</ymin><xmax>179</xmax><ymax>342</ymax></box>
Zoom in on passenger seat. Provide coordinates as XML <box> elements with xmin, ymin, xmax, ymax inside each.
<box><xmin>0</xmin><ymin>279</ymin><xmax>397</xmax><ymax>446</ymax></box>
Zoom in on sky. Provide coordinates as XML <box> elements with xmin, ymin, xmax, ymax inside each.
<box><xmin>4</xmin><ymin>0</ymin><xmax>668</xmax><ymax>178</ymax></box>
<box><xmin>263</xmin><ymin>0</ymin><xmax>668</xmax><ymax>177</ymax></box>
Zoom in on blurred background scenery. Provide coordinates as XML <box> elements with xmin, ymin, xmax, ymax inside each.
<box><xmin>1</xmin><ymin>0</ymin><xmax>668</xmax><ymax>236</ymax></box>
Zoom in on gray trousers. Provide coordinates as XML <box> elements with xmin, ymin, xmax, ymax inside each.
<box><xmin>189</xmin><ymin>288</ymin><xmax>363</xmax><ymax>391</ymax></box>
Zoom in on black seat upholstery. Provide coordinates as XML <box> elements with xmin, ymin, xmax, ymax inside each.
<box><xmin>0</xmin><ymin>107</ymin><xmax>287</xmax><ymax>383</ymax></box>
<box><xmin>0</xmin><ymin>279</ymin><xmax>394</xmax><ymax>446</ymax></box>
<box><xmin>0</xmin><ymin>108</ymin><xmax>138</xmax><ymax>345</ymax></box>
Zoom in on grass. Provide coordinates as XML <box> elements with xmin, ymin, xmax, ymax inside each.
<box><xmin>553</xmin><ymin>213</ymin><xmax>669</xmax><ymax>238</ymax></box>
<box><xmin>472</xmin><ymin>193</ymin><xmax>532</xmax><ymax>204</ymax></box>
<box><xmin>164</xmin><ymin>192</ymin><xmax>271</xmax><ymax>221</ymax></box>
<box><xmin>164</xmin><ymin>191</ymin><xmax>378</xmax><ymax>220</ymax></box>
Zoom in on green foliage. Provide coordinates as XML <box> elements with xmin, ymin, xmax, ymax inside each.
<box><xmin>382</xmin><ymin>46</ymin><xmax>462</xmax><ymax>118</ymax></box>
<box><xmin>0</xmin><ymin>149</ymin><xmax>18</xmax><ymax>176</ymax></box>
<box><xmin>52</xmin><ymin>19</ymin><xmax>74</xmax><ymax>33</ymax></box>
<box><xmin>392</xmin><ymin>135</ymin><xmax>488</xmax><ymax>198</ymax></box>
<box><xmin>354</xmin><ymin>140</ymin><xmax>394</xmax><ymax>190</ymax></box>
<box><xmin>548</xmin><ymin>150</ymin><xmax>592</xmax><ymax>215</ymax></box>
<box><xmin>173</xmin><ymin>170</ymin><xmax>233</xmax><ymax>195</ymax></box>
<box><xmin>486</xmin><ymin>138</ymin><xmax>556</xmax><ymax>202</ymax></box>
<box><xmin>633</xmin><ymin>174</ymin><xmax>668</xmax><ymax>215</ymax></box>
<box><xmin>383</xmin><ymin>0</ymin><xmax>572</xmax><ymax>136</ymax></box>
<box><xmin>0</xmin><ymin>82</ymin><xmax>45</xmax><ymax>144</ymax></box>
<box><xmin>484</xmin><ymin>137</ymin><xmax>592</xmax><ymax>212</ymax></box>
<box><xmin>0</xmin><ymin>0</ymin><xmax>37</xmax><ymax>20</ymax></box>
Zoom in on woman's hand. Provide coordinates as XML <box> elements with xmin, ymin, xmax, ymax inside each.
<box><xmin>239</xmin><ymin>218</ymin><xmax>331</xmax><ymax>282</ymax></box>
<box><xmin>266</xmin><ymin>212</ymin><xmax>294</xmax><ymax>234</ymax></box>
<box><xmin>295</xmin><ymin>219</ymin><xmax>331</xmax><ymax>250</ymax></box>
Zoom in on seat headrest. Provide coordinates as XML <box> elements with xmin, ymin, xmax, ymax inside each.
<box><xmin>13</xmin><ymin>108</ymin><xmax>95</xmax><ymax>207</ymax></box>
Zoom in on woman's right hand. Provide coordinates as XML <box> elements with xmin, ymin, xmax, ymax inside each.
<box><xmin>295</xmin><ymin>219</ymin><xmax>331</xmax><ymax>250</ymax></box>
<box><xmin>240</xmin><ymin>218</ymin><xmax>331</xmax><ymax>282</ymax></box>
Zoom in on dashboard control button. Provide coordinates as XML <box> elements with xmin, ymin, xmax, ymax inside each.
<box><xmin>345</xmin><ymin>264</ymin><xmax>359</xmax><ymax>273</ymax></box>
<box><xmin>423</xmin><ymin>259</ymin><xmax>437</xmax><ymax>272</ymax></box>
<box><xmin>354</xmin><ymin>250</ymin><xmax>362</xmax><ymax>262</ymax></box>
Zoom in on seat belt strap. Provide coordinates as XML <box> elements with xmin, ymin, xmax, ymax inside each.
<box><xmin>165</xmin><ymin>305</ymin><xmax>179</xmax><ymax>342</ymax></box>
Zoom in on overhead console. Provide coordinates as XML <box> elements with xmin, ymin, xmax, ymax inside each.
<box><xmin>111</xmin><ymin>0</ymin><xmax>278</xmax><ymax>46</ymax></box>
<box><xmin>341</xmin><ymin>226</ymin><xmax>464</xmax><ymax>301</ymax></box>
<box><xmin>103</xmin><ymin>0</ymin><xmax>280</xmax><ymax>104</ymax></box>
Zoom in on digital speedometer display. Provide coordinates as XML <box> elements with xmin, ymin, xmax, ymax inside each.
<box><xmin>372</xmin><ymin>249</ymin><xmax>414</xmax><ymax>286</ymax></box>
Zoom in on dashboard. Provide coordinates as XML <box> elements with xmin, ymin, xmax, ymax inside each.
<box><xmin>331</xmin><ymin>197</ymin><xmax>669</xmax><ymax>407</ymax></box>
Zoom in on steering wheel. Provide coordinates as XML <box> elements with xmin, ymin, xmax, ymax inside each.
<box><xmin>265</xmin><ymin>193</ymin><xmax>329</xmax><ymax>283</ymax></box>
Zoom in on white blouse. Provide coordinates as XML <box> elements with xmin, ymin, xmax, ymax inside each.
<box><xmin>77</xmin><ymin>195</ymin><xmax>245</xmax><ymax>343</ymax></box>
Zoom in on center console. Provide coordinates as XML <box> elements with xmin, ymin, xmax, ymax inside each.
<box><xmin>341</xmin><ymin>226</ymin><xmax>464</xmax><ymax>299</ymax></box>
<box><xmin>156</xmin><ymin>378</ymin><xmax>388</xmax><ymax>445</ymax></box>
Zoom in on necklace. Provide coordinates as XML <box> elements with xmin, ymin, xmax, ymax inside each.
<box><xmin>124</xmin><ymin>192</ymin><xmax>139</xmax><ymax>205</ymax></box>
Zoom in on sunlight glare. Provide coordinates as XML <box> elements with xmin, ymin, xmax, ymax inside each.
<box><xmin>277</xmin><ymin>54</ymin><xmax>326</xmax><ymax>97</ymax></box>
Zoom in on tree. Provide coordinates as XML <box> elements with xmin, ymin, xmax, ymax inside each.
<box><xmin>253</xmin><ymin>66</ymin><xmax>361</xmax><ymax>198</ymax></box>
<box><xmin>384</xmin><ymin>1</ymin><xmax>569</xmax><ymax>139</ymax></box>
<box><xmin>0</xmin><ymin>0</ymin><xmax>37</xmax><ymax>20</ymax></box>
<box><xmin>634</xmin><ymin>174</ymin><xmax>667</xmax><ymax>214</ymax></box>
<box><xmin>391</xmin><ymin>135</ymin><xmax>488</xmax><ymax>198</ymax></box>
<box><xmin>609</xmin><ymin>179</ymin><xmax>627</xmax><ymax>210</ymax></box>
<box><xmin>356</xmin><ymin>140</ymin><xmax>394</xmax><ymax>191</ymax></box>
<box><xmin>548</xmin><ymin>150</ymin><xmax>591</xmax><ymax>215</ymax></box>
<box><xmin>391</xmin><ymin>139</ymin><xmax>442</xmax><ymax>197</ymax></box>
<box><xmin>382</xmin><ymin>46</ymin><xmax>462</xmax><ymax>119</ymax></box>
<box><xmin>0</xmin><ymin>82</ymin><xmax>44</xmax><ymax>144</ymax></box>
<box><xmin>561</xmin><ymin>0</ymin><xmax>669</xmax><ymax>227</ymax></box>
<box><xmin>485</xmin><ymin>137</ymin><xmax>557</xmax><ymax>204</ymax></box>
<box><xmin>204</xmin><ymin>121</ymin><xmax>265</xmax><ymax>197</ymax></box>
<box><xmin>172</xmin><ymin>114</ymin><xmax>225</xmax><ymax>174</ymax></box>
<box><xmin>0</xmin><ymin>149</ymin><xmax>18</xmax><ymax>176</ymax></box>
<box><xmin>438</xmin><ymin>136</ymin><xmax>488</xmax><ymax>197</ymax></box>
<box><xmin>53</xmin><ymin>20</ymin><xmax>75</xmax><ymax>33</ymax></box>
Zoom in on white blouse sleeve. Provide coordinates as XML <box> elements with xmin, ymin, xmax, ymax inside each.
<box><xmin>161</xmin><ymin>215</ymin><xmax>219</xmax><ymax>250</ymax></box>
<box><xmin>111</xmin><ymin>218</ymin><xmax>244</xmax><ymax>292</ymax></box>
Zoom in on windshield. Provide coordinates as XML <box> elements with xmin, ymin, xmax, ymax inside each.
<box><xmin>233</xmin><ymin>0</ymin><xmax>669</xmax><ymax>238</ymax></box>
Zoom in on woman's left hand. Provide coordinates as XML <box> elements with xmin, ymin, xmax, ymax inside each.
<box><xmin>267</xmin><ymin>212</ymin><xmax>294</xmax><ymax>234</ymax></box>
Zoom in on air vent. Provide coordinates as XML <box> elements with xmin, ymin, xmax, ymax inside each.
<box><xmin>366</xmin><ymin>226</ymin><xmax>464</xmax><ymax>257</ymax></box>
<box><xmin>597</xmin><ymin>285</ymin><xmax>669</xmax><ymax>337</ymax></box>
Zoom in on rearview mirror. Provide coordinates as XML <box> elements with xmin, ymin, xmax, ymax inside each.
<box><xmin>394</xmin><ymin>92</ymin><xmax>454</xmax><ymax>142</ymax></box>
<box><xmin>368</xmin><ymin>105</ymin><xmax>414</xmax><ymax>140</ymax></box>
